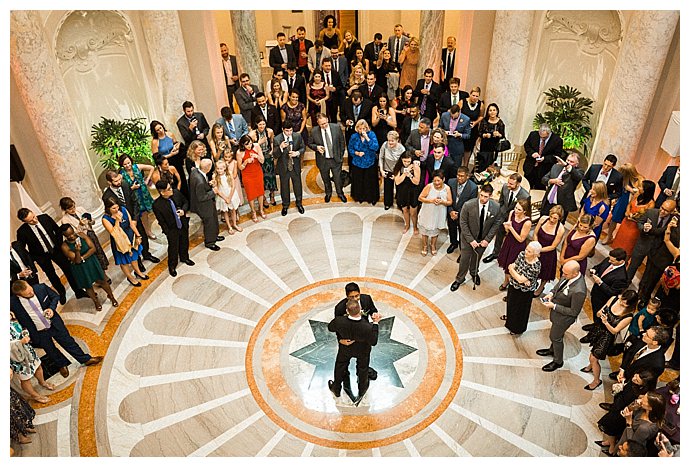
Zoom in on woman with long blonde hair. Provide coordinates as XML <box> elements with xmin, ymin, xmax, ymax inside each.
<box><xmin>604</xmin><ymin>163</ymin><xmax>643</xmax><ymax>245</ymax></box>
<box><xmin>579</xmin><ymin>180</ymin><xmax>610</xmax><ymax>240</ymax></box>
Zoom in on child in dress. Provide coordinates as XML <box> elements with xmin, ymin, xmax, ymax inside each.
<box><xmin>212</xmin><ymin>160</ymin><xmax>243</xmax><ymax>235</ymax></box>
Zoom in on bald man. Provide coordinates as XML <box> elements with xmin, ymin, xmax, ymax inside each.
<box><xmin>628</xmin><ymin>199</ymin><xmax>677</xmax><ymax>284</ymax></box>
<box><xmin>536</xmin><ymin>260</ymin><xmax>588</xmax><ymax>371</ymax></box>
<box><xmin>189</xmin><ymin>159</ymin><xmax>224</xmax><ymax>251</ymax></box>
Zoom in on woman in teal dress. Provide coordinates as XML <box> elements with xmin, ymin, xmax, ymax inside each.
<box><xmin>59</xmin><ymin>225</ymin><xmax>117</xmax><ymax>311</ymax></box>
<box><xmin>118</xmin><ymin>154</ymin><xmax>156</xmax><ymax>240</ymax></box>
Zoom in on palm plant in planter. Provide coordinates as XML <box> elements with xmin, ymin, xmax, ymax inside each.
<box><xmin>533</xmin><ymin>85</ymin><xmax>594</xmax><ymax>157</ymax></box>
<box><xmin>90</xmin><ymin>117</ymin><xmax>153</xmax><ymax>170</ymax></box>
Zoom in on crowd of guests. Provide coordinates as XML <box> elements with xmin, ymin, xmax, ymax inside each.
<box><xmin>10</xmin><ymin>21</ymin><xmax>680</xmax><ymax>456</ymax></box>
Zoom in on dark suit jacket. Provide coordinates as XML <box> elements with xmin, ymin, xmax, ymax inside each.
<box><xmin>152</xmin><ymin>190</ymin><xmax>189</xmax><ymax>235</ymax></box>
<box><xmin>188</xmin><ymin>168</ymin><xmax>215</xmax><ymax>218</ymax></box>
<box><xmin>291</xmin><ymin>38</ymin><xmax>314</xmax><ymax>64</ymax></box>
<box><xmin>334</xmin><ymin>294</ymin><xmax>378</xmax><ymax>318</ymax></box>
<box><xmin>363</xmin><ymin>41</ymin><xmax>381</xmax><ymax>72</ymax></box>
<box><xmin>286</xmin><ymin>74</ymin><xmax>307</xmax><ymax>105</ymax></box>
<box><xmin>102</xmin><ymin>181</ymin><xmax>139</xmax><ymax>219</ymax></box>
<box><xmin>358</xmin><ymin>83</ymin><xmax>384</xmax><ymax>102</ymax></box>
<box><xmin>321</xmin><ymin>69</ymin><xmax>344</xmax><ymax>97</ymax></box>
<box><xmin>273</xmin><ymin>132</ymin><xmax>306</xmax><ymax>174</ymax></box>
<box><xmin>655</xmin><ymin>165</ymin><xmax>679</xmax><ymax>207</ymax></box>
<box><xmin>309</xmin><ymin>123</ymin><xmax>346</xmax><ymax>165</ymax></box>
<box><xmin>413</xmin><ymin>79</ymin><xmax>441</xmax><ymax>120</ymax></box>
<box><xmin>632</xmin><ymin>208</ymin><xmax>668</xmax><ymax>258</ymax></box>
<box><xmin>234</xmin><ymin>84</ymin><xmax>260</xmax><ymax>123</ymax></box>
<box><xmin>648</xmin><ymin>220</ymin><xmax>679</xmax><ymax>269</ymax></box>
<box><xmin>447</xmin><ymin>178</ymin><xmax>478</xmax><ymax>215</ymax></box>
<box><xmin>250</xmin><ymin>105</ymin><xmax>280</xmax><ymax>133</ymax></box>
<box><xmin>16</xmin><ymin>214</ymin><xmax>63</xmax><ymax>259</ymax></box>
<box><xmin>621</xmin><ymin>338</ymin><xmax>666</xmax><ymax>383</ymax></box>
<box><xmin>269</xmin><ymin>45</ymin><xmax>296</xmax><ymax>70</ymax></box>
<box><xmin>581</xmin><ymin>165</ymin><xmax>623</xmax><ymax>203</ymax></box>
<box><xmin>590</xmin><ymin>259</ymin><xmax>628</xmax><ymax>314</ymax></box>
<box><xmin>541</xmin><ymin>163</ymin><xmax>585</xmax><ymax>213</ymax></box>
<box><xmin>10</xmin><ymin>242</ymin><xmax>38</xmax><ymax>283</ymax></box>
<box><xmin>176</xmin><ymin>112</ymin><xmax>210</xmax><ymax>147</ymax></box>
<box><xmin>332</xmin><ymin>56</ymin><xmax>349</xmax><ymax>87</ymax></box>
<box><xmin>399</xmin><ymin>116</ymin><xmax>421</xmax><ymax>145</ymax></box>
<box><xmin>440</xmin><ymin>48</ymin><xmax>457</xmax><ymax>84</ymax></box>
<box><xmin>328</xmin><ymin>315</ymin><xmax>379</xmax><ymax>357</ymax></box>
<box><xmin>10</xmin><ymin>283</ymin><xmax>60</xmax><ymax>339</ymax></box>
<box><xmin>497</xmin><ymin>185</ymin><xmax>530</xmax><ymax>221</ymax></box>
<box><xmin>425</xmin><ymin>156</ymin><xmax>456</xmax><ymax>183</ymax></box>
<box><xmin>522</xmin><ymin>131</ymin><xmax>564</xmax><ymax>179</ymax></box>
<box><xmin>438</xmin><ymin>91</ymin><xmax>469</xmax><ymax>115</ymax></box>
<box><xmin>340</xmin><ymin>98</ymin><xmax>373</xmax><ymax>127</ymax></box>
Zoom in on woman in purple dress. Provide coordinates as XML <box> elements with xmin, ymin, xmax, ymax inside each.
<box><xmin>497</xmin><ymin>198</ymin><xmax>532</xmax><ymax>291</ymax></box>
<box><xmin>533</xmin><ymin>205</ymin><xmax>566</xmax><ymax>297</ymax></box>
<box><xmin>560</xmin><ymin>214</ymin><xmax>597</xmax><ymax>276</ymax></box>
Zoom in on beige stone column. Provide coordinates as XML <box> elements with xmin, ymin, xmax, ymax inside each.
<box><xmin>418</xmin><ymin>10</ymin><xmax>445</xmax><ymax>81</ymax></box>
<box><xmin>230</xmin><ymin>11</ymin><xmax>261</xmax><ymax>86</ymax></box>
<box><xmin>591</xmin><ymin>10</ymin><xmax>679</xmax><ymax>165</ymax></box>
<box><xmin>484</xmin><ymin>11</ymin><xmax>535</xmax><ymax>140</ymax></box>
<box><xmin>141</xmin><ymin>11</ymin><xmax>196</xmax><ymax>132</ymax></box>
<box><xmin>10</xmin><ymin>11</ymin><xmax>102</xmax><ymax>213</ymax></box>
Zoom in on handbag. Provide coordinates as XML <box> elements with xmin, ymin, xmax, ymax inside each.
<box><xmin>338</xmin><ymin>170</ymin><xmax>351</xmax><ymax>187</ymax></box>
<box><xmin>496</xmin><ymin>138</ymin><xmax>511</xmax><ymax>153</ymax></box>
<box><xmin>111</xmin><ymin>222</ymin><xmax>133</xmax><ymax>255</ymax></box>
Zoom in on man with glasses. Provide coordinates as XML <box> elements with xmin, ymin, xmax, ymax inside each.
<box><xmin>152</xmin><ymin>181</ymin><xmax>194</xmax><ymax>277</ymax></box>
<box><xmin>234</xmin><ymin>73</ymin><xmax>260</xmax><ymax>125</ymax></box>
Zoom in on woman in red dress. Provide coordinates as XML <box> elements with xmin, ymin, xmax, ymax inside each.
<box><xmin>610</xmin><ymin>180</ymin><xmax>656</xmax><ymax>257</ymax></box>
<box><xmin>236</xmin><ymin>135</ymin><xmax>265</xmax><ymax>222</ymax></box>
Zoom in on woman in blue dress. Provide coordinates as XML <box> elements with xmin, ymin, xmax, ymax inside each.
<box><xmin>118</xmin><ymin>154</ymin><xmax>156</xmax><ymax>240</ymax></box>
<box><xmin>101</xmin><ymin>197</ymin><xmax>149</xmax><ymax>287</ymax></box>
<box><xmin>151</xmin><ymin>120</ymin><xmax>188</xmax><ymax>199</ymax></box>
<box><xmin>579</xmin><ymin>181</ymin><xmax>611</xmax><ymax>240</ymax></box>
<box><xmin>604</xmin><ymin>163</ymin><xmax>643</xmax><ymax>245</ymax></box>
<box><xmin>348</xmin><ymin>119</ymin><xmax>380</xmax><ymax>204</ymax></box>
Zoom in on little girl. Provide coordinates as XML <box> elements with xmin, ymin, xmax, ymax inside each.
<box><xmin>212</xmin><ymin>160</ymin><xmax>243</xmax><ymax>234</ymax></box>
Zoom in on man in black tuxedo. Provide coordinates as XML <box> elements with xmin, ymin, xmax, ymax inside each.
<box><xmin>628</xmin><ymin>200</ymin><xmax>675</xmax><ymax>283</ymax></box>
<box><xmin>359</xmin><ymin>72</ymin><xmax>384</xmax><ymax>103</ymax></box>
<box><xmin>398</xmin><ymin>105</ymin><xmax>421</xmax><ymax>145</ymax></box>
<box><xmin>638</xmin><ymin>200</ymin><xmax>679</xmax><ymax>306</ymax></box>
<box><xmin>614</xmin><ymin>326</ymin><xmax>670</xmax><ymax>387</ymax></box>
<box><xmin>274</xmin><ymin>123</ymin><xmax>306</xmax><ymax>216</ymax></box>
<box><xmin>581</xmin><ymin>248</ymin><xmax>628</xmax><ymax>334</ymax></box>
<box><xmin>334</xmin><ymin>282</ymin><xmax>379</xmax><ymax>317</ymax></box>
<box><xmin>268</xmin><ymin>32</ymin><xmax>296</xmax><ymax>71</ymax></box>
<box><xmin>655</xmin><ymin>161</ymin><xmax>680</xmax><ymax>207</ymax></box>
<box><xmin>286</xmin><ymin>64</ymin><xmax>307</xmax><ymax>105</ymax></box>
<box><xmin>363</xmin><ymin>33</ymin><xmax>384</xmax><ymax>75</ymax></box>
<box><xmin>438</xmin><ymin>77</ymin><xmax>469</xmax><ymax>115</ymax></box>
<box><xmin>483</xmin><ymin>173</ymin><xmax>531</xmax><ymax>262</ymax></box>
<box><xmin>581</xmin><ymin>154</ymin><xmax>623</xmax><ymax>205</ymax></box>
<box><xmin>152</xmin><ymin>181</ymin><xmax>194</xmax><ymax>277</ymax></box>
<box><xmin>292</xmin><ymin>26</ymin><xmax>313</xmax><ymax>81</ymax></box>
<box><xmin>413</xmin><ymin>68</ymin><xmax>441</xmax><ymax>122</ymax></box>
<box><xmin>220</xmin><ymin>43</ymin><xmax>239</xmax><ymax>110</ymax></box>
<box><xmin>250</xmin><ymin>92</ymin><xmax>280</xmax><ymax>132</ymax></box>
<box><xmin>189</xmin><ymin>159</ymin><xmax>224</xmax><ymax>251</ymax></box>
<box><xmin>309</xmin><ymin>113</ymin><xmax>347</xmax><ymax>203</ymax></box>
<box><xmin>10</xmin><ymin>280</ymin><xmax>103</xmax><ymax>378</ymax></box>
<box><xmin>340</xmin><ymin>91</ymin><xmax>372</xmax><ymax>142</ymax></box>
<box><xmin>15</xmin><ymin>208</ymin><xmax>87</xmax><ymax>305</ymax></box>
<box><xmin>328</xmin><ymin>299</ymin><xmax>381</xmax><ymax>405</ymax></box>
<box><xmin>446</xmin><ymin>166</ymin><xmax>478</xmax><ymax>254</ymax></box>
<box><xmin>10</xmin><ymin>241</ymin><xmax>38</xmax><ymax>286</ymax></box>
<box><xmin>320</xmin><ymin>58</ymin><xmax>343</xmax><ymax>123</ymax></box>
<box><xmin>176</xmin><ymin>101</ymin><xmax>211</xmax><ymax>153</ymax></box>
<box><xmin>540</xmin><ymin>153</ymin><xmax>584</xmax><ymax>221</ymax></box>
<box><xmin>440</xmin><ymin>36</ymin><xmax>458</xmax><ymax>92</ymax></box>
<box><xmin>522</xmin><ymin>124</ymin><xmax>564</xmax><ymax>190</ymax></box>
<box><xmin>102</xmin><ymin>170</ymin><xmax>158</xmax><ymax>266</ymax></box>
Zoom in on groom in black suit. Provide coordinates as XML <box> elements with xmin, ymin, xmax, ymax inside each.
<box><xmin>152</xmin><ymin>181</ymin><xmax>194</xmax><ymax>277</ymax></box>
<box><xmin>581</xmin><ymin>153</ymin><xmax>623</xmax><ymax>205</ymax></box>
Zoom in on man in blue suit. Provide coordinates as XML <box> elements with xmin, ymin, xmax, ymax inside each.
<box><xmin>216</xmin><ymin>106</ymin><xmax>248</xmax><ymax>154</ymax></box>
<box><xmin>10</xmin><ymin>280</ymin><xmax>103</xmax><ymax>378</ymax></box>
<box><xmin>446</xmin><ymin>166</ymin><xmax>478</xmax><ymax>255</ymax></box>
<box><xmin>438</xmin><ymin>105</ymin><xmax>471</xmax><ymax>168</ymax></box>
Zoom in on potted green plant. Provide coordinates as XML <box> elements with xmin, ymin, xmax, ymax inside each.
<box><xmin>90</xmin><ymin>117</ymin><xmax>153</xmax><ymax>170</ymax></box>
<box><xmin>533</xmin><ymin>85</ymin><xmax>594</xmax><ymax>157</ymax></box>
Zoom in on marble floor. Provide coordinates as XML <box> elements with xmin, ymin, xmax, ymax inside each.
<box><xmin>12</xmin><ymin>158</ymin><xmax>677</xmax><ymax>458</ymax></box>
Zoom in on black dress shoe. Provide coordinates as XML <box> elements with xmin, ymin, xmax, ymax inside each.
<box><xmin>536</xmin><ymin>348</ymin><xmax>554</xmax><ymax>356</ymax></box>
<box><xmin>138</xmin><ymin>259</ymin><xmax>146</xmax><ymax>272</ymax></box>
<box><xmin>297</xmin><ymin>204</ymin><xmax>305</xmax><ymax>214</ymax></box>
<box><xmin>327</xmin><ymin>380</ymin><xmax>340</xmax><ymax>398</ymax></box>
<box><xmin>216</xmin><ymin>236</ymin><xmax>225</xmax><ymax>242</ymax></box>
<box><xmin>281</xmin><ymin>207</ymin><xmax>288</xmax><ymax>216</ymax></box>
<box><xmin>599</xmin><ymin>402</ymin><xmax>613</xmax><ymax>411</ymax></box>
<box><xmin>542</xmin><ymin>361</ymin><xmax>563</xmax><ymax>372</ymax></box>
<box><xmin>608</xmin><ymin>371</ymin><xmax>618</xmax><ymax>381</ymax></box>
<box><xmin>354</xmin><ymin>393</ymin><xmax>366</xmax><ymax>407</ymax></box>
<box><xmin>144</xmin><ymin>254</ymin><xmax>160</xmax><ymax>263</ymax></box>
<box><xmin>206</xmin><ymin>244</ymin><xmax>220</xmax><ymax>251</ymax></box>
<box><xmin>59</xmin><ymin>294</ymin><xmax>67</xmax><ymax>305</ymax></box>
<box><xmin>447</xmin><ymin>244</ymin><xmax>458</xmax><ymax>254</ymax></box>
<box><xmin>582</xmin><ymin>323</ymin><xmax>594</xmax><ymax>331</ymax></box>
<box><xmin>473</xmin><ymin>275</ymin><xmax>481</xmax><ymax>286</ymax></box>
<box><xmin>182</xmin><ymin>259</ymin><xmax>195</xmax><ymax>266</ymax></box>
<box><xmin>169</xmin><ymin>269</ymin><xmax>177</xmax><ymax>277</ymax></box>
<box><xmin>325</xmin><ymin>194</ymin><xmax>331</xmax><ymax>203</ymax></box>
<box><xmin>450</xmin><ymin>279</ymin><xmax>465</xmax><ymax>291</ymax></box>
<box><xmin>339</xmin><ymin>194</ymin><xmax>347</xmax><ymax>203</ymax></box>
<box><xmin>482</xmin><ymin>253</ymin><xmax>497</xmax><ymax>263</ymax></box>
<box><xmin>75</xmin><ymin>290</ymin><xmax>89</xmax><ymax>299</ymax></box>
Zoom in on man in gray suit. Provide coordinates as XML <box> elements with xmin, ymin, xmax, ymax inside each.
<box><xmin>446</xmin><ymin>166</ymin><xmax>477</xmax><ymax>255</ymax></box>
<box><xmin>234</xmin><ymin>73</ymin><xmax>260</xmax><ymax>126</ymax></box>
<box><xmin>483</xmin><ymin>173</ymin><xmax>531</xmax><ymax>262</ymax></box>
<box><xmin>540</xmin><ymin>152</ymin><xmax>584</xmax><ymax>222</ymax></box>
<box><xmin>274</xmin><ymin>122</ymin><xmax>306</xmax><ymax>216</ymax></box>
<box><xmin>308</xmin><ymin>113</ymin><xmax>347</xmax><ymax>203</ymax></box>
<box><xmin>536</xmin><ymin>260</ymin><xmax>587</xmax><ymax>372</ymax></box>
<box><xmin>189</xmin><ymin>159</ymin><xmax>224</xmax><ymax>251</ymax></box>
<box><xmin>450</xmin><ymin>184</ymin><xmax>501</xmax><ymax>290</ymax></box>
<box><xmin>387</xmin><ymin>24</ymin><xmax>410</xmax><ymax>69</ymax></box>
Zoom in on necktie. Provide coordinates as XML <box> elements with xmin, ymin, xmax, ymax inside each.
<box><xmin>478</xmin><ymin>203</ymin><xmax>486</xmax><ymax>238</ymax></box>
<box><xmin>374</xmin><ymin>44</ymin><xmax>379</xmax><ymax>57</ymax></box>
<box><xmin>671</xmin><ymin>171</ymin><xmax>680</xmax><ymax>193</ymax></box>
<box><xmin>508</xmin><ymin>191</ymin><xmax>514</xmax><ymax>208</ymax></box>
<box><xmin>324</xmin><ymin>128</ymin><xmax>333</xmax><ymax>158</ymax></box>
<box><xmin>334</xmin><ymin>60</ymin><xmax>338</xmax><ymax>73</ymax></box>
<box><xmin>633</xmin><ymin>345</ymin><xmax>648</xmax><ymax>362</ymax></box>
<box><xmin>169</xmin><ymin>198</ymin><xmax>182</xmax><ymax>229</ymax></box>
<box><xmin>538</xmin><ymin>138</ymin><xmax>545</xmax><ymax>155</ymax></box>
<box><xmin>658</xmin><ymin>215</ymin><xmax>668</xmax><ymax>228</ymax></box>
<box><xmin>548</xmin><ymin>168</ymin><xmax>565</xmax><ymax>204</ymax></box>
<box><xmin>369</xmin><ymin>86</ymin><xmax>373</xmax><ymax>97</ymax></box>
<box><xmin>289</xmin><ymin>77</ymin><xmax>294</xmax><ymax>89</ymax></box>
<box><xmin>325</xmin><ymin>73</ymin><xmax>330</xmax><ymax>86</ymax></box>
<box><xmin>395</xmin><ymin>38</ymin><xmax>400</xmax><ymax>62</ymax></box>
<box><xmin>554</xmin><ymin>279</ymin><xmax>567</xmax><ymax>295</ymax></box>
<box><xmin>287</xmin><ymin>138</ymin><xmax>294</xmax><ymax>172</ymax></box>
<box><xmin>354</xmin><ymin>105</ymin><xmax>360</xmax><ymax>121</ymax></box>
<box><xmin>114</xmin><ymin>188</ymin><xmax>126</xmax><ymax>206</ymax></box>
<box><xmin>28</xmin><ymin>298</ymin><xmax>51</xmax><ymax>330</ymax></box>
<box><xmin>35</xmin><ymin>224</ymin><xmax>53</xmax><ymax>254</ymax></box>
<box><xmin>451</xmin><ymin>93</ymin><xmax>457</xmax><ymax>106</ymax></box>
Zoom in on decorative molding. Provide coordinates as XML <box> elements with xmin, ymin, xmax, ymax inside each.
<box><xmin>544</xmin><ymin>10</ymin><xmax>621</xmax><ymax>54</ymax></box>
<box><xmin>55</xmin><ymin>10</ymin><xmax>134</xmax><ymax>72</ymax></box>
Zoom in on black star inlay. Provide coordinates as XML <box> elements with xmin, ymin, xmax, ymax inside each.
<box><xmin>290</xmin><ymin>316</ymin><xmax>417</xmax><ymax>392</ymax></box>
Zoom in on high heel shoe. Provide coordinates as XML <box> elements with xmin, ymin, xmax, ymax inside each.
<box><xmin>584</xmin><ymin>380</ymin><xmax>602</xmax><ymax>391</ymax></box>
<box><xmin>260</xmin><ymin>211</ymin><xmax>267</xmax><ymax>219</ymax></box>
<box><xmin>421</xmin><ymin>248</ymin><xmax>428</xmax><ymax>257</ymax></box>
<box><xmin>251</xmin><ymin>213</ymin><xmax>258</xmax><ymax>223</ymax></box>
<box><xmin>127</xmin><ymin>278</ymin><xmax>142</xmax><ymax>287</ymax></box>
<box><xmin>94</xmin><ymin>301</ymin><xmax>102</xmax><ymax>311</ymax></box>
<box><xmin>263</xmin><ymin>201</ymin><xmax>270</xmax><ymax>209</ymax></box>
<box><xmin>499</xmin><ymin>284</ymin><xmax>509</xmax><ymax>291</ymax></box>
<box><xmin>110</xmin><ymin>298</ymin><xmax>119</xmax><ymax>307</ymax></box>
<box><xmin>134</xmin><ymin>272</ymin><xmax>149</xmax><ymax>280</ymax></box>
